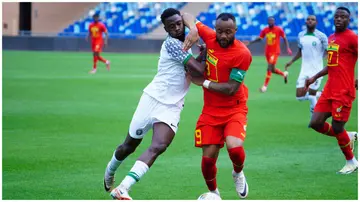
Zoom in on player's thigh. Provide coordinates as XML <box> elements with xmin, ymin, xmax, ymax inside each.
<box><xmin>266</xmin><ymin>53</ymin><xmax>278</xmax><ymax>66</ymax></box>
<box><xmin>310</xmin><ymin>96</ymin><xmax>332</xmax><ymax>125</ymax></box>
<box><xmin>224</xmin><ymin>114</ymin><xmax>247</xmax><ymax>149</ymax></box>
<box><xmin>128</xmin><ymin>93</ymin><xmax>158</xmax><ymax>139</ymax></box>
<box><xmin>195</xmin><ymin>114</ymin><xmax>224</xmax><ymax>148</ymax></box>
<box><xmin>202</xmin><ymin>145</ymin><xmax>221</xmax><ymax>158</ymax></box>
<box><xmin>151</xmin><ymin>122</ymin><xmax>175</xmax><ymax>147</ymax></box>
<box><xmin>296</xmin><ymin>73</ymin><xmax>307</xmax><ymax>96</ymax></box>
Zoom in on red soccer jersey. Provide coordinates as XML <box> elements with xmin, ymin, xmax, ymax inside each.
<box><xmin>259</xmin><ymin>26</ymin><xmax>285</xmax><ymax>55</ymax></box>
<box><xmin>324</xmin><ymin>29</ymin><xmax>358</xmax><ymax>99</ymax></box>
<box><xmin>196</xmin><ymin>21</ymin><xmax>252</xmax><ymax>117</ymax></box>
<box><xmin>89</xmin><ymin>22</ymin><xmax>107</xmax><ymax>43</ymax></box>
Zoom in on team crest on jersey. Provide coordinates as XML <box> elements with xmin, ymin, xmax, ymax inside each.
<box><xmin>328</xmin><ymin>43</ymin><xmax>339</xmax><ymax>52</ymax></box>
<box><xmin>206</xmin><ymin>52</ymin><xmax>218</xmax><ymax>66</ymax></box>
<box><xmin>312</xmin><ymin>41</ymin><xmax>317</xmax><ymax>46</ymax></box>
<box><xmin>336</xmin><ymin>106</ymin><xmax>343</xmax><ymax>113</ymax></box>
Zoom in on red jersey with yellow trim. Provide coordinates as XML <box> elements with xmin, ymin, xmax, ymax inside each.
<box><xmin>196</xmin><ymin>21</ymin><xmax>252</xmax><ymax>117</ymax></box>
<box><xmin>324</xmin><ymin>29</ymin><xmax>358</xmax><ymax>99</ymax></box>
<box><xmin>259</xmin><ymin>26</ymin><xmax>285</xmax><ymax>55</ymax></box>
<box><xmin>89</xmin><ymin>22</ymin><xmax>107</xmax><ymax>43</ymax></box>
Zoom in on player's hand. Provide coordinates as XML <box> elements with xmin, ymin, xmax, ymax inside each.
<box><xmin>183</xmin><ymin>28</ymin><xmax>199</xmax><ymax>51</ymax></box>
<box><xmin>287</xmin><ymin>48</ymin><xmax>293</xmax><ymax>55</ymax></box>
<box><xmin>284</xmin><ymin>61</ymin><xmax>292</xmax><ymax>71</ymax></box>
<box><xmin>355</xmin><ymin>78</ymin><xmax>358</xmax><ymax>90</ymax></box>
<box><xmin>197</xmin><ymin>44</ymin><xmax>206</xmax><ymax>52</ymax></box>
<box><xmin>191</xmin><ymin>75</ymin><xmax>205</xmax><ymax>86</ymax></box>
<box><xmin>104</xmin><ymin>40</ymin><xmax>108</xmax><ymax>47</ymax></box>
<box><xmin>305</xmin><ymin>77</ymin><xmax>316</xmax><ymax>91</ymax></box>
<box><xmin>242</xmin><ymin>40</ymin><xmax>250</xmax><ymax>46</ymax></box>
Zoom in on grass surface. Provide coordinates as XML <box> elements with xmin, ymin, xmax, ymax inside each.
<box><xmin>2</xmin><ymin>51</ymin><xmax>358</xmax><ymax>199</ymax></box>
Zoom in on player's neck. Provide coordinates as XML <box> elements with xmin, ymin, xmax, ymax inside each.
<box><xmin>335</xmin><ymin>28</ymin><xmax>347</xmax><ymax>33</ymax></box>
<box><xmin>307</xmin><ymin>28</ymin><xmax>315</xmax><ymax>33</ymax></box>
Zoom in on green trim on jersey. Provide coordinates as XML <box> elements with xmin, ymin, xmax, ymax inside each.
<box><xmin>230</xmin><ymin>68</ymin><xmax>246</xmax><ymax>83</ymax></box>
<box><xmin>183</xmin><ymin>54</ymin><xmax>192</xmax><ymax>65</ymax></box>
<box><xmin>305</xmin><ymin>32</ymin><xmax>315</xmax><ymax>36</ymax></box>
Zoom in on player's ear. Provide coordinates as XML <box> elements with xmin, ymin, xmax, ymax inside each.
<box><xmin>235</xmin><ymin>26</ymin><xmax>238</xmax><ymax>32</ymax></box>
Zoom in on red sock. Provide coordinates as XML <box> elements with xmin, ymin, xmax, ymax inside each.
<box><xmin>336</xmin><ymin>129</ymin><xmax>354</xmax><ymax>160</ymax></box>
<box><xmin>264</xmin><ymin>70</ymin><xmax>272</xmax><ymax>87</ymax></box>
<box><xmin>274</xmin><ymin>68</ymin><xmax>285</xmax><ymax>76</ymax></box>
<box><xmin>201</xmin><ymin>156</ymin><xmax>217</xmax><ymax>191</ymax></box>
<box><xmin>314</xmin><ymin>122</ymin><xmax>335</xmax><ymax>136</ymax></box>
<box><xmin>228</xmin><ymin>147</ymin><xmax>245</xmax><ymax>173</ymax></box>
<box><xmin>93</xmin><ymin>55</ymin><xmax>98</xmax><ymax>69</ymax></box>
<box><xmin>98</xmin><ymin>55</ymin><xmax>107</xmax><ymax>63</ymax></box>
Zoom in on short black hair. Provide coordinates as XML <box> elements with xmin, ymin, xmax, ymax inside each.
<box><xmin>336</xmin><ymin>7</ymin><xmax>351</xmax><ymax>15</ymax></box>
<box><xmin>216</xmin><ymin>13</ymin><xmax>236</xmax><ymax>23</ymax></box>
<box><xmin>93</xmin><ymin>13</ymin><xmax>99</xmax><ymax>18</ymax></box>
<box><xmin>161</xmin><ymin>8</ymin><xmax>181</xmax><ymax>24</ymax></box>
<box><xmin>268</xmin><ymin>16</ymin><xmax>275</xmax><ymax>19</ymax></box>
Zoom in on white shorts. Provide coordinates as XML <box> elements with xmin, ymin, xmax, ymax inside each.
<box><xmin>296</xmin><ymin>71</ymin><xmax>322</xmax><ymax>90</ymax></box>
<box><xmin>128</xmin><ymin>92</ymin><xmax>184</xmax><ymax>139</ymax></box>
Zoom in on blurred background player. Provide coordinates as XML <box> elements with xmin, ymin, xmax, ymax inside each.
<box><xmin>183</xmin><ymin>12</ymin><xmax>252</xmax><ymax>199</ymax></box>
<box><xmin>103</xmin><ymin>8</ymin><xmax>205</xmax><ymax>200</ymax></box>
<box><xmin>86</xmin><ymin>13</ymin><xmax>110</xmax><ymax>74</ymax></box>
<box><xmin>246</xmin><ymin>16</ymin><xmax>292</xmax><ymax>93</ymax></box>
<box><xmin>284</xmin><ymin>15</ymin><xmax>328</xmax><ymax>117</ymax></box>
<box><xmin>306</xmin><ymin>7</ymin><xmax>358</xmax><ymax>174</ymax></box>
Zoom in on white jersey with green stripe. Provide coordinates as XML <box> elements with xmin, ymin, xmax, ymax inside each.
<box><xmin>143</xmin><ymin>35</ymin><xmax>192</xmax><ymax>105</ymax></box>
<box><xmin>298</xmin><ymin>29</ymin><xmax>328</xmax><ymax>75</ymax></box>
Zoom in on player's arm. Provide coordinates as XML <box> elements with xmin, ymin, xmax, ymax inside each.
<box><xmin>305</xmin><ymin>66</ymin><xmax>328</xmax><ymax>90</ymax></box>
<box><xmin>205</xmin><ymin>72</ymin><xmax>244</xmax><ymax>96</ymax></box>
<box><xmin>285</xmin><ymin>48</ymin><xmax>301</xmax><ymax>71</ymax></box>
<box><xmin>247</xmin><ymin>37</ymin><xmax>262</xmax><ymax>46</ymax></box>
<box><xmin>281</xmin><ymin>29</ymin><xmax>292</xmax><ymax>55</ymax></box>
<box><xmin>103</xmin><ymin>25</ymin><xmax>109</xmax><ymax>46</ymax></box>
<box><xmin>182</xmin><ymin>13</ymin><xmax>216</xmax><ymax>51</ymax></box>
<box><xmin>165</xmin><ymin>37</ymin><xmax>205</xmax><ymax>76</ymax></box>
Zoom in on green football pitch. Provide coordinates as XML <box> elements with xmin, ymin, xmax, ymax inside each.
<box><xmin>2</xmin><ymin>51</ymin><xmax>358</xmax><ymax>199</ymax></box>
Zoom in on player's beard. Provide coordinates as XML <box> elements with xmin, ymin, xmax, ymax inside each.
<box><xmin>216</xmin><ymin>36</ymin><xmax>235</xmax><ymax>48</ymax></box>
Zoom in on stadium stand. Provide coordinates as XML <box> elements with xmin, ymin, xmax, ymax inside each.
<box><xmin>61</xmin><ymin>2</ymin><xmax>358</xmax><ymax>40</ymax></box>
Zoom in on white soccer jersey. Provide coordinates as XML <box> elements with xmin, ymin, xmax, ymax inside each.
<box><xmin>298</xmin><ymin>29</ymin><xmax>328</xmax><ymax>75</ymax></box>
<box><xmin>143</xmin><ymin>36</ymin><xmax>192</xmax><ymax>105</ymax></box>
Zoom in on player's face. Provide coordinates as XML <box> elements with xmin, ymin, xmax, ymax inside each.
<box><xmin>268</xmin><ymin>18</ymin><xmax>275</xmax><ymax>27</ymax></box>
<box><xmin>334</xmin><ymin>9</ymin><xmax>350</xmax><ymax>32</ymax></box>
<box><xmin>306</xmin><ymin>15</ymin><xmax>317</xmax><ymax>30</ymax></box>
<box><xmin>215</xmin><ymin>19</ymin><xmax>237</xmax><ymax>48</ymax></box>
<box><xmin>164</xmin><ymin>14</ymin><xmax>185</xmax><ymax>41</ymax></box>
<box><xmin>93</xmin><ymin>16</ymin><xmax>99</xmax><ymax>23</ymax></box>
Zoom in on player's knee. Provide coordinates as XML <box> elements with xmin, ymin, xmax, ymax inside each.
<box><xmin>149</xmin><ymin>143</ymin><xmax>168</xmax><ymax>156</ymax></box>
<box><xmin>308</xmin><ymin>120</ymin><xmax>322</xmax><ymax>130</ymax></box>
<box><xmin>332</xmin><ymin>126</ymin><xmax>344</xmax><ymax>135</ymax></box>
<box><xmin>296</xmin><ymin>96</ymin><xmax>306</xmax><ymax>101</ymax></box>
<box><xmin>118</xmin><ymin>143</ymin><xmax>136</xmax><ymax>155</ymax></box>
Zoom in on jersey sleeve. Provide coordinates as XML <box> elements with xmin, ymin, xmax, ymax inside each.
<box><xmin>319</xmin><ymin>32</ymin><xmax>328</xmax><ymax>52</ymax></box>
<box><xmin>165</xmin><ymin>37</ymin><xmax>192</xmax><ymax>64</ymax></box>
<box><xmin>195</xmin><ymin>21</ymin><xmax>216</xmax><ymax>43</ymax></box>
<box><xmin>259</xmin><ymin>28</ymin><xmax>266</xmax><ymax>39</ymax></box>
<box><xmin>229</xmin><ymin>50</ymin><xmax>252</xmax><ymax>83</ymax></box>
<box><xmin>351</xmin><ymin>34</ymin><xmax>358</xmax><ymax>54</ymax></box>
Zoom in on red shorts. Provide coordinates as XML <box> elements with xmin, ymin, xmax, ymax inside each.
<box><xmin>92</xmin><ymin>42</ymin><xmax>103</xmax><ymax>52</ymax></box>
<box><xmin>265</xmin><ymin>53</ymin><xmax>279</xmax><ymax>65</ymax></box>
<box><xmin>314</xmin><ymin>92</ymin><xmax>355</xmax><ymax>122</ymax></box>
<box><xmin>194</xmin><ymin>112</ymin><xmax>247</xmax><ymax>148</ymax></box>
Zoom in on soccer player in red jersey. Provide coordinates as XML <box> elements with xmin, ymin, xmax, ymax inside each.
<box><xmin>87</xmin><ymin>13</ymin><xmax>110</xmax><ymax>74</ymax></box>
<box><xmin>305</xmin><ymin>7</ymin><xmax>358</xmax><ymax>174</ymax></box>
<box><xmin>183</xmin><ymin>12</ymin><xmax>252</xmax><ymax>198</ymax></box>
<box><xmin>247</xmin><ymin>16</ymin><xmax>292</xmax><ymax>92</ymax></box>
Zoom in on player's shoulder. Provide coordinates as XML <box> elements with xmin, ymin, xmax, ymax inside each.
<box><xmin>164</xmin><ymin>36</ymin><xmax>183</xmax><ymax>52</ymax></box>
<box><xmin>298</xmin><ymin>30</ymin><xmax>306</xmax><ymax>37</ymax></box>
<box><xmin>234</xmin><ymin>40</ymin><xmax>252</xmax><ymax>56</ymax></box>
<box><xmin>275</xmin><ymin>26</ymin><xmax>284</xmax><ymax>31</ymax></box>
<box><xmin>346</xmin><ymin>29</ymin><xmax>357</xmax><ymax>37</ymax></box>
<box><xmin>314</xmin><ymin>29</ymin><xmax>327</xmax><ymax>38</ymax></box>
